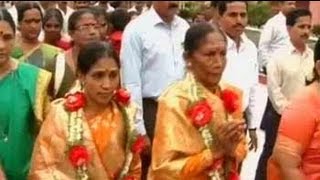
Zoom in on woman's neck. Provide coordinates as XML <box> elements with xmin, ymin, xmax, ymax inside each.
<box><xmin>84</xmin><ymin>100</ymin><xmax>110</xmax><ymax>120</ymax></box>
<box><xmin>44</xmin><ymin>36</ymin><xmax>60</xmax><ymax>46</ymax></box>
<box><xmin>0</xmin><ymin>59</ymin><xmax>17</xmax><ymax>80</ymax></box>
<box><xmin>205</xmin><ymin>84</ymin><xmax>219</xmax><ymax>94</ymax></box>
<box><xmin>21</xmin><ymin>37</ymin><xmax>40</xmax><ymax>52</ymax></box>
<box><xmin>193</xmin><ymin>75</ymin><xmax>219</xmax><ymax>94</ymax></box>
<box><xmin>22</xmin><ymin>37</ymin><xmax>39</xmax><ymax>45</ymax></box>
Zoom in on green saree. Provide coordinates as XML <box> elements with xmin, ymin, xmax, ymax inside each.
<box><xmin>0</xmin><ymin>62</ymin><xmax>51</xmax><ymax>180</ymax></box>
<box><xmin>11</xmin><ymin>43</ymin><xmax>62</xmax><ymax>72</ymax></box>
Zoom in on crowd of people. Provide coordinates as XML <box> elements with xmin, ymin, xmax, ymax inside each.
<box><xmin>0</xmin><ymin>1</ymin><xmax>319</xmax><ymax>180</ymax></box>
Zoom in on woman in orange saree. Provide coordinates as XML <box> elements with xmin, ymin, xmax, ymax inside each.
<box><xmin>29</xmin><ymin>41</ymin><xmax>142</xmax><ymax>180</ymax></box>
<box><xmin>148</xmin><ymin>23</ymin><xmax>247</xmax><ymax>180</ymax></box>
<box><xmin>267</xmin><ymin>38</ymin><xmax>320</xmax><ymax>180</ymax></box>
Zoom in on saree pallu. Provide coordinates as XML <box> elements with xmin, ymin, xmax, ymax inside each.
<box><xmin>267</xmin><ymin>84</ymin><xmax>320</xmax><ymax>180</ymax></box>
<box><xmin>148</xmin><ymin>74</ymin><xmax>247</xmax><ymax>180</ymax></box>
<box><xmin>0</xmin><ymin>62</ymin><xmax>51</xmax><ymax>180</ymax></box>
<box><xmin>29</xmin><ymin>100</ymin><xmax>141</xmax><ymax>180</ymax></box>
<box><xmin>11</xmin><ymin>43</ymin><xmax>62</xmax><ymax>72</ymax></box>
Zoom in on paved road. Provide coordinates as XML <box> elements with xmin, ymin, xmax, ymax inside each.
<box><xmin>245</xmin><ymin>28</ymin><xmax>317</xmax><ymax>49</ymax></box>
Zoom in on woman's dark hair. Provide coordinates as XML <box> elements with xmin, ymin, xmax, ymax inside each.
<box><xmin>43</xmin><ymin>8</ymin><xmax>64</xmax><ymax>29</ymax></box>
<box><xmin>89</xmin><ymin>6</ymin><xmax>109</xmax><ymax>23</ymax></box>
<box><xmin>110</xmin><ymin>8</ymin><xmax>130</xmax><ymax>31</ymax></box>
<box><xmin>110</xmin><ymin>1</ymin><xmax>124</xmax><ymax>9</ymax></box>
<box><xmin>184</xmin><ymin>22</ymin><xmax>226</xmax><ymax>55</ymax></box>
<box><xmin>77</xmin><ymin>41</ymin><xmax>120</xmax><ymax>75</ymax></box>
<box><xmin>16</xmin><ymin>1</ymin><xmax>43</xmax><ymax>23</ymax></box>
<box><xmin>286</xmin><ymin>9</ymin><xmax>312</xmax><ymax>26</ymax></box>
<box><xmin>313</xmin><ymin>38</ymin><xmax>320</xmax><ymax>81</ymax></box>
<box><xmin>68</xmin><ymin>8</ymin><xmax>95</xmax><ymax>31</ymax></box>
<box><xmin>0</xmin><ymin>9</ymin><xmax>16</xmax><ymax>34</ymax></box>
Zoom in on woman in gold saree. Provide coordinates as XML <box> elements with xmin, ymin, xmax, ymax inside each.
<box><xmin>29</xmin><ymin>41</ymin><xmax>142</xmax><ymax>180</ymax></box>
<box><xmin>149</xmin><ymin>23</ymin><xmax>247</xmax><ymax>179</ymax></box>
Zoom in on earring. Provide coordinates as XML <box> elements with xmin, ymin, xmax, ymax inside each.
<box><xmin>187</xmin><ymin>62</ymin><xmax>192</xmax><ymax>68</ymax></box>
<box><xmin>80</xmin><ymin>81</ymin><xmax>85</xmax><ymax>90</ymax></box>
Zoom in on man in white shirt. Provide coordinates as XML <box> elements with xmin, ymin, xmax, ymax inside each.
<box><xmin>120</xmin><ymin>1</ymin><xmax>189</xmax><ymax>179</ymax></box>
<box><xmin>258</xmin><ymin>1</ymin><xmax>296</xmax><ymax>73</ymax></box>
<box><xmin>8</xmin><ymin>1</ymin><xmax>17</xmax><ymax>28</ymax></box>
<box><xmin>57</xmin><ymin>1</ymin><xmax>74</xmax><ymax>36</ymax></box>
<box><xmin>218</xmin><ymin>1</ymin><xmax>260</xmax><ymax>152</ymax></box>
<box><xmin>256</xmin><ymin>9</ymin><xmax>313</xmax><ymax>180</ymax></box>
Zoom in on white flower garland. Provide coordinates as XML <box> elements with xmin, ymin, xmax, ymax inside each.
<box><xmin>189</xmin><ymin>77</ymin><xmax>222</xmax><ymax>180</ymax></box>
<box><xmin>66</xmin><ymin>101</ymin><xmax>138</xmax><ymax>180</ymax></box>
<box><xmin>67</xmin><ymin>110</ymin><xmax>89</xmax><ymax>180</ymax></box>
<box><xmin>117</xmin><ymin>105</ymin><xmax>137</xmax><ymax>180</ymax></box>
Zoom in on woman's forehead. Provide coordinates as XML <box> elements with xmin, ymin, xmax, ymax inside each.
<box><xmin>0</xmin><ymin>21</ymin><xmax>14</xmax><ymax>34</ymax></box>
<box><xmin>76</xmin><ymin>14</ymin><xmax>97</xmax><ymax>24</ymax></box>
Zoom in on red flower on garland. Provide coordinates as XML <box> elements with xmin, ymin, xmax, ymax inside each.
<box><xmin>187</xmin><ymin>100</ymin><xmax>213</xmax><ymax>128</ymax></box>
<box><xmin>131</xmin><ymin>135</ymin><xmax>146</xmax><ymax>154</ymax></box>
<box><xmin>64</xmin><ymin>92</ymin><xmax>86</xmax><ymax>112</ymax></box>
<box><xmin>115</xmin><ymin>88</ymin><xmax>131</xmax><ymax>106</ymax></box>
<box><xmin>69</xmin><ymin>145</ymin><xmax>89</xmax><ymax>168</ymax></box>
<box><xmin>210</xmin><ymin>158</ymin><xmax>224</xmax><ymax>171</ymax></box>
<box><xmin>220</xmin><ymin>89</ymin><xmax>239</xmax><ymax>114</ymax></box>
<box><xmin>229</xmin><ymin>171</ymin><xmax>240</xmax><ymax>180</ymax></box>
<box><xmin>123</xmin><ymin>175</ymin><xmax>136</xmax><ymax>180</ymax></box>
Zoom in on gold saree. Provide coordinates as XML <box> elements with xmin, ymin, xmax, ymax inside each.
<box><xmin>28</xmin><ymin>100</ymin><xmax>141</xmax><ymax>180</ymax></box>
<box><xmin>148</xmin><ymin>74</ymin><xmax>247</xmax><ymax>180</ymax></box>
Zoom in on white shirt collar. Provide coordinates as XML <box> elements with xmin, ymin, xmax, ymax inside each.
<box><xmin>148</xmin><ymin>7</ymin><xmax>179</xmax><ymax>27</ymax></box>
<box><xmin>226</xmin><ymin>33</ymin><xmax>248</xmax><ymax>51</ymax></box>
<box><xmin>277</xmin><ymin>11</ymin><xmax>286</xmax><ymax>20</ymax></box>
<box><xmin>287</xmin><ymin>41</ymin><xmax>313</xmax><ymax>58</ymax></box>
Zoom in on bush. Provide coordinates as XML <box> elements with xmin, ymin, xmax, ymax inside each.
<box><xmin>312</xmin><ymin>24</ymin><xmax>320</xmax><ymax>37</ymax></box>
<box><xmin>179</xmin><ymin>2</ymin><xmax>202</xmax><ymax>21</ymax></box>
<box><xmin>248</xmin><ymin>2</ymin><xmax>272</xmax><ymax>28</ymax></box>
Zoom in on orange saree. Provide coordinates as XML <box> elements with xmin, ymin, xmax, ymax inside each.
<box><xmin>267</xmin><ymin>83</ymin><xmax>320</xmax><ymax>180</ymax></box>
<box><xmin>29</xmin><ymin>100</ymin><xmax>141</xmax><ymax>180</ymax></box>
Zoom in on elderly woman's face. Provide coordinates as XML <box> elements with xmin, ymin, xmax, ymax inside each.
<box><xmin>188</xmin><ymin>32</ymin><xmax>227</xmax><ymax>89</ymax></box>
<box><xmin>71</xmin><ymin>13</ymin><xmax>100</xmax><ymax>47</ymax></box>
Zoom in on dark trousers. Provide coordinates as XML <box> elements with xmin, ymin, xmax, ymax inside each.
<box><xmin>141</xmin><ymin>98</ymin><xmax>158</xmax><ymax>180</ymax></box>
<box><xmin>255</xmin><ymin>99</ymin><xmax>281</xmax><ymax>180</ymax></box>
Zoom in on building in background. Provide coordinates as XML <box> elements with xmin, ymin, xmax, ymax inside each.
<box><xmin>296</xmin><ymin>1</ymin><xmax>320</xmax><ymax>25</ymax></box>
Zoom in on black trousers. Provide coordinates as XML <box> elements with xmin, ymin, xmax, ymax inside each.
<box><xmin>255</xmin><ymin>99</ymin><xmax>281</xmax><ymax>180</ymax></box>
<box><xmin>141</xmin><ymin>98</ymin><xmax>158</xmax><ymax>180</ymax></box>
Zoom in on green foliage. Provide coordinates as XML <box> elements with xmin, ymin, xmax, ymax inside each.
<box><xmin>248</xmin><ymin>2</ymin><xmax>272</xmax><ymax>28</ymax></box>
<box><xmin>312</xmin><ymin>24</ymin><xmax>320</xmax><ymax>37</ymax></box>
<box><xmin>179</xmin><ymin>2</ymin><xmax>202</xmax><ymax>21</ymax></box>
